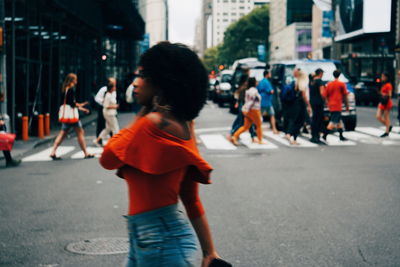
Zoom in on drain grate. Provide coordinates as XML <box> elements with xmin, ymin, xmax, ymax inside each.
<box><xmin>66</xmin><ymin>237</ymin><xmax>129</xmax><ymax>255</ymax></box>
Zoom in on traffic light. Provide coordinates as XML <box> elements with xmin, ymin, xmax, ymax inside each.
<box><xmin>218</xmin><ymin>65</ymin><xmax>225</xmax><ymax>70</ymax></box>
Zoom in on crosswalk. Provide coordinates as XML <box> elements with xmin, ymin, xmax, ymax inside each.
<box><xmin>20</xmin><ymin>126</ymin><xmax>400</xmax><ymax>162</ymax></box>
<box><xmin>22</xmin><ymin>146</ymin><xmax>103</xmax><ymax>162</ymax></box>
<box><xmin>198</xmin><ymin>126</ymin><xmax>400</xmax><ymax>150</ymax></box>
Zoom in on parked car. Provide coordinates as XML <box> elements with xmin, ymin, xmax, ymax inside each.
<box><xmin>270</xmin><ymin>59</ymin><xmax>357</xmax><ymax>131</ymax></box>
<box><xmin>353</xmin><ymin>77</ymin><xmax>380</xmax><ymax>106</ymax></box>
<box><xmin>229</xmin><ymin>58</ymin><xmax>268</xmax><ymax>113</ymax></box>
<box><xmin>214</xmin><ymin>70</ymin><xmax>233</xmax><ymax>107</ymax></box>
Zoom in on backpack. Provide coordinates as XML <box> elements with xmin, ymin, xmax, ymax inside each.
<box><xmin>280</xmin><ymin>81</ymin><xmax>297</xmax><ymax>103</ymax></box>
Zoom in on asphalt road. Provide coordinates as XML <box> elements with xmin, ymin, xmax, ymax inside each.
<box><xmin>1</xmin><ymin>103</ymin><xmax>399</xmax><ymax>267</ymax></box>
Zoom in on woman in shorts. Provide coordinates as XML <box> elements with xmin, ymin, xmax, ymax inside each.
<box><xmin>49</xmin><ymin>73</ymin><xmax>94</xmax><ymax>160</ymax></box>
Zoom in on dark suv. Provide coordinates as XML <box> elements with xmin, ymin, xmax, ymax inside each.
<box><xmin>270</xmin><ymin>59</ymin><xmax>357</xmax><ymax>131</ymax></box>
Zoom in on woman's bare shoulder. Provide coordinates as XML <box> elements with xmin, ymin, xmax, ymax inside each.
<box><xmin>145</xmin><ymin>112</ymin><xmax>190</xmax><ymax>140</ymax></box>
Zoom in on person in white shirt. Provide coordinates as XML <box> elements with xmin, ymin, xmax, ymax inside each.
<box><xmin>94</xmin><ymin>78</ymin><xmax>117</xmax><ymax>140</ymax></box>
<box><xmin>93</xmin><ymin>80</ymin><xmax>119</xmax><ymax>146</ymax></box>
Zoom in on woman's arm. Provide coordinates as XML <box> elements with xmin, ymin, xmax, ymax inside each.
<box><xmin>191</xmin><ymin>215</ymin><xmax>220</xmax><ymax>267</ymax></box>
<box><xmin>179</xmin><ymin>178</ymin><xmax>219</xmax><ymax>266</ymax></box>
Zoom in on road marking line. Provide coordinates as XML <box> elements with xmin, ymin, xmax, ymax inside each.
<box><xmin>264</xmin><ymin>132</ymin><xmax>318</xmax><ymax>147</ymax></box>
<box><xmin>356</xmin><ymin>127</ymin><xmax>400</xmax><ymax>140</ymax></box>
<box><xmin>380</xmin><ymin>126</ymin><xmax>400</xmax><ymax>133</ymax></box>
<box><xmin>239</xmin><ymin>132</ymin><xmax>278</xmax><ymax>149</ymax></box>
<box><xmin>70</xmin><ymin>147</ymin><xmax>103</xmax><ymax>159</ymax></box>
<box><xmin>325</xmin><ymin>134</ymin><xmax>356</xmax><ymax>146</ymax></box>
<box><xmin>22</xmin><ymin>146</ymin><xmax>75</xmax><ymax>162</ymax></box>
<box><xmin>335</xmin><ymin>131</ymin><xmax>378</xmax><ymax>144</ymax></box>
<box><xmin>199</xmin><ymin>134</ymin><xmax>237</xmax><ymax>150</ymax></box>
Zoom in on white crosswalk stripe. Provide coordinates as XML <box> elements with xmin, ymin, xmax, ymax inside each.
<box><xmin>325</xmin><ymin>134</ymin><xmax>356</xmax><ymax>146</ymax></box>
<box><xmin>356</xmin><ymin>127</ymin><xmax>400</xmax><ymax>140</ymax></box>
<box><xmin>264</xmin><ymin>132</ymin><xmax>318</xmax><ymax>147</ymax></box>
<box><xmin>70</xmin><ymin>147</ymin><xmax>104</xmax><ymax>159</ymax></box>
<box><xmin>239</xmin><ymin>132</ymin><xmax>278</xmax><ymax>149</ymax></box>
<box><xmin>199</xmin><ymin>134</ymin><xmax>237</xmax><ymax>150</ymax></box>
<box><xmin>22</xmin><ymin>146</ymin><xmax>75</xmax><ymax>162</ymax></box>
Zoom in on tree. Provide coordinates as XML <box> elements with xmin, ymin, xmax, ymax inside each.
<box><xmin>218</xmin><ymin>5</ymin><xmax>269</xmax><ymax>66</ymax></box>
<box><xmin>203</xmin><ymin>46</ymin><xmax>220</xmax><ymax>73</ymax></box>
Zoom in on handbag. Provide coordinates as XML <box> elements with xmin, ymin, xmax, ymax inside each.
<box><xmin>59</xmin><ymin>89</ymin><xmax>79</xmax><ymax>124</ymax></box>
<box><xmin>0</xmin><ymin>132</ymin><xmax>16</xmax><ymax>151</ymax></box>
<box><xmin>379</xmin><ymin>95</ymin><xmax>389</xmax><ymax>106</ymax></box>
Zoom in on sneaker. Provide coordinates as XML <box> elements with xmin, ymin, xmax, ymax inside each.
<box><xmin>380</xmin><ymin>132</ymin><xmax>389</xmax><ymax>138</ymax></box>
<box><xmin>6</xmin><ymin>159</ymin><xmax>21</xmax><ymax>167</ymax></box>
<box><xmin>339</xmin><ymin>136</ymin><xmax>348</xmax><ymax>141</ymax></box>
<box><xmin>309</xmin><ymin>137</ymin><xmax>320</xmax><ymax>144</ymax></box>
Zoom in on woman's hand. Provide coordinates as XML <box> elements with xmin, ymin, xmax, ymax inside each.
<box><xmin>80</xmin><ymin>107</ymin><xmax>90</xmax><ymax>114</ymax></box>
<box><xmin>201</xmin><ymin>251</ymin><xmax>220</xmax><ymax>267</ymax></box>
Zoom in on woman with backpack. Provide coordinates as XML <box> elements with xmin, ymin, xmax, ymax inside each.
<box><xmin>285</xmin><ymin>69</ymin><xmax>311</xmax><ymax>145</ymax></box>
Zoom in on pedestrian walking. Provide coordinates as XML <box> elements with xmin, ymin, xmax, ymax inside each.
<box><xmin>100</xmin><ymin>42</ymin><xmax>230</xmax><ymax>267</ymax></box>
<box><xmin>231</xmin><ymin>77</ymin><xmax>265</xmax><ymax>145</ymax></box>
<box><xmin>94</xmin><ymin>78</ymin><xmax>117</xmax><ymax>144</ymax></box>
<box><xmin>227</xmin><ymin>73</ymin><xmax>257</xmax><ymax>142</ymax></box>
<box><xmin>0</xmin><ymin>91</ymin><xmax>21</xmax><ymax>167</ymax></box>
<box><xmin>285</xmin><ymin>69</ymin><xmax>311</xmax><ymax>145</ymax></box>
<box><xmin>257</xmin><ymin>70</ymin><xmax>279</xmax><ymax>134</ymax></box>
<box><xmin>322</xmin><ymin>70</ymin><xmax>349</xmax><ymax>141</ymax></box>
<box><xmin>309</xmin><ymin>68</ymin><xmax>327</xmax><ymax>143</ymax></box>
<box><xmin>49</xmin><ymin>73</ymin><xmax>94</xmax><ymax>160</ymax></box>
<box><xmin>93</xmin><ymin>80</ymin><xmax>120</xmax><ymax>147</ymax></box>
<box><xmin>376</xmin><ymin>72</ymin><xmax>393</xmax><ymax>137</ymax></box>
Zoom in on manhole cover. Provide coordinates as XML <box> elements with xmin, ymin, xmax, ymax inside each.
<box><xmin>66</xmin><ymin>237</ymin><xmax>129</xmax><ymax>255</ymax></box>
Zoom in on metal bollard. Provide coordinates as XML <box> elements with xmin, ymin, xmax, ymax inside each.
<box><xmin>45</xmin><ymin>113</ymin><xmax>50</xmax><ymax>136</ymax></box>
<box><xmin>38</xmin><ymin>114</ymin><xmax>44</xmax><ymax>139</ymax></box>
<box><xmin>22</xmin><ymin>116</ymin><xmax>29</xmax><ymax>141</ymax></box>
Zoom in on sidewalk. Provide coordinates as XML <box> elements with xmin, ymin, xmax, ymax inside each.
<box><xmin>0</xmin><ymin>112</ymin><xmax>98</xmax><ymax>160</ymax></box>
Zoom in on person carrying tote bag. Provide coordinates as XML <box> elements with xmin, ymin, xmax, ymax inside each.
<box><xmin>49</xmin><ymin>73</ymin><xmax>94</xmax><ymax>160</ymax></box>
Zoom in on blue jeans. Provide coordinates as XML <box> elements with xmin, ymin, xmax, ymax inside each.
<box><xmin>124</xmin><ymin>204</ymin><xmax>197</xmax><ymax>267</ymax></box>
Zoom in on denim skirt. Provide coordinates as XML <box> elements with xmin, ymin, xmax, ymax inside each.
<box><xmin>124</xmin><ymin>204</ymin><xmax>198</xmax><ymax>267</ymax></box>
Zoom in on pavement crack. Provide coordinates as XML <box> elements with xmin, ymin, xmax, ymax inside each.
<box><xmin>358</xmin><ymin>247</ymin><xmax>370</xmax><ymax>264</ymax></box>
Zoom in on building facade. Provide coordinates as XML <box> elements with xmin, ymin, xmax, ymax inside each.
<box><xmin>198</xmin><ymin>0</ymin><xmax>269</xmax><ymax>56</ymax></box>
<box><xmin>332</xmin><ymin>0</ymin><xmax>396</xmax><ymax>84</ymax></box>
<box><xmin>269</xmin><ymin>0</ymin><xmax>313</xmax><ymax>61</ymax></box>
<box><xmin>136</xmin><ymin>0</ymin><xmax>168</xmax><ymax>47</ymax></box>
<box><xmin>0</xmin><ymin>0</ymin><xmax>144</xmax><ymax>136</ymax></box>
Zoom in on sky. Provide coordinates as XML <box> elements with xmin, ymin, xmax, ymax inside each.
<box><xmin>168</xmin><ymin>0</ymin><xmax>201</xmax><ymax>46</ymax></box>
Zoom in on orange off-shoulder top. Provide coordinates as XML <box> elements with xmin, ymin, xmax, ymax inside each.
<box><xmin>100</xmin><ymin>116</ymin><xmax>213</xmax><ymax>219</ymax></box>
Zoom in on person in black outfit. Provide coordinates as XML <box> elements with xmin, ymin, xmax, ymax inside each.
<box><xmin>0</xmin><ymin>91</ymin><xmax>21</xmax><ymax>167</ymax></box>
<box><xmin>309</xmin><ymin>68</ymin><xmax>327</xmax><ymax>144</ymax></box>
<box><xmin>285</xmin><ymin>69</ymin><xmax>311</xmax><ymax>145</ymax></box>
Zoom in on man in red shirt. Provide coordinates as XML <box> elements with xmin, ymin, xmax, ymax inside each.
<box><xmin>323</xmin><ymin>70</ymin><xmax>349</xmax><ymax>141</ymax></box>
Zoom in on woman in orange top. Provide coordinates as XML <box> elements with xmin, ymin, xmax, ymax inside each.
<box><xmin>376</xmin><ymin>72</ymin><xmax>393</xmax><ymax>137</ymax></box>
<box><xmin>100</xmin><ymin>42</ymin><xmax>230</xmax><ymax>267</ymax></box>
